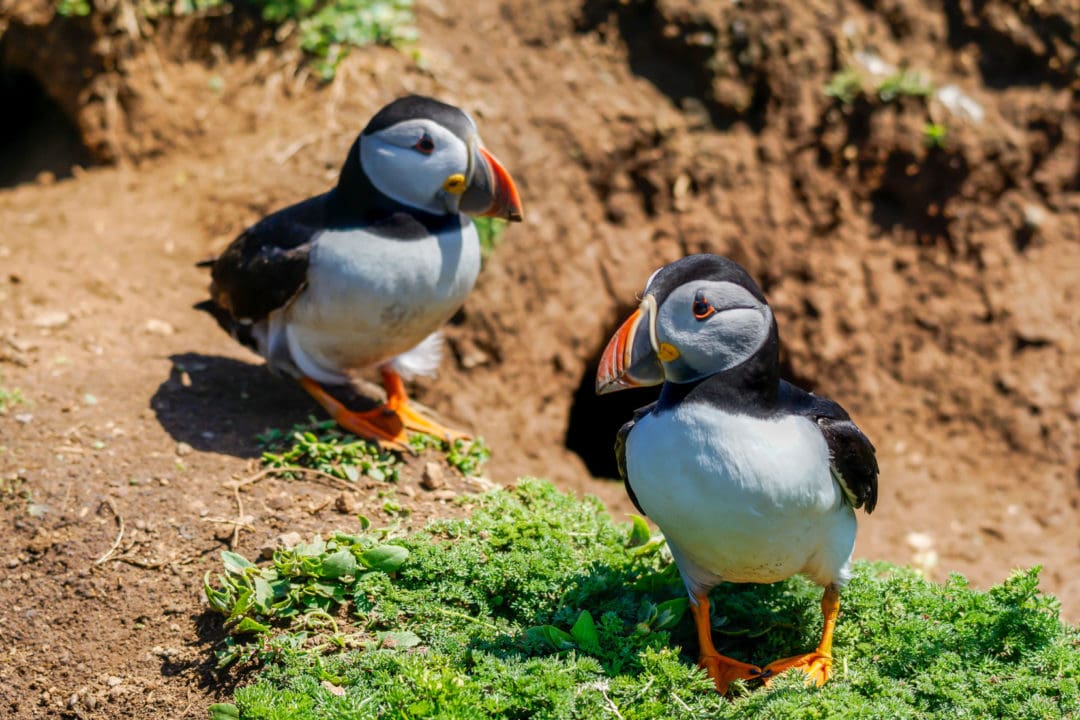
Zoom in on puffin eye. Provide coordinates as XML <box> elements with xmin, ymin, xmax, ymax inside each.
<box><xmin>413</xmin><ymin>133</ymin><xmax>435</xmax><ymax>155</ymax></box>
<box><xmin>692</xmin><ymin>290</ymin><xmax>715</xmax><ymax>320</ymax></box>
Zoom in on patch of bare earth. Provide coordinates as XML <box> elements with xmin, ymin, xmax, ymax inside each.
<box><xmin>0</xmin><ymin>0</ymin><xmax>1077</xmax><ymax>716</ymax></box>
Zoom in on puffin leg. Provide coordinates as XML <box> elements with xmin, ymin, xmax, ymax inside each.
<box><xmin>379</xmin><ymin>367</ymin><xmax>470</xmax><ymax>443</ymax></box>
<box><xmin>762</xmin><ymin>583</ymin><xmax>840</xmax><ymax>687</ymax></box>
<box><xmin>298</xmin><ymin>377</ymin><xmax>410</xmax><ymax>453</ymax></box>
<box><xmin>691</xmin><ymin>590</ymin><xmax>764</xmax><ymax>694</ymax></box>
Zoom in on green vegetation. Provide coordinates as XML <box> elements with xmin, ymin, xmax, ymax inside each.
<box><xmin>205</xmin><ymin>480</ymin><xmax>1080</xmax><ymax>719</ymax></box>
<box><xmin>205</xmin><ymin>530</ymin><xmax>412</xmax><ymax>667</ymax></box>
<box><xmin>823</xmin><ymin>68</ymin><xmax>863</xmax><ymax>105</ymax></box>
<box><xmin>257</xmin><ymin>417</ymin><xmax>491</xmax><ymax>482</ymax></box>
<box><xmin>56</xmin><ymin>0</ymin><xmax>91</xmax><ymax>16</ymax></box>
<box><xmin>877</xmin><ymin>68</ymin><xmax>933</xmax><ymax>103</ymax></box>
<box><xmin>473</xmin><ymin>217</ymin><xmax>509</xmax><ymax>263</ymax></box>
<box><xmin>263</xmin><ymin>0</ymin><xmax>417</xmax><ymax>80</ymax></box>
<box><xmin>923</xmin><ymin>122</ymin><xmax>949</xmax><ymax>149</ymax></box>
<box><xmin>259</xmin><ymin>418</ymin><xmax>403</xmax><ymax>483</ymax></box>
<box><xmin>824</xmin><ymin>66</ymin><xmax>934</xmax><ymax>105</ymax></box>
<box><xmin>0</xmin><ymin>382</ymin><xmax>24</xmax><ymax>415</ymax></box>
<box><xmin>54</xmin><ymin>0</ymin><xmax>416</xmax><ymax>80</ymax></box>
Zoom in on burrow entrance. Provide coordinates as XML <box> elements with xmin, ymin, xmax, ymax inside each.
<box><xmin>0</xmin><ymin>68</ymin><xmax>93</xmax><ymax>188</ymax></box>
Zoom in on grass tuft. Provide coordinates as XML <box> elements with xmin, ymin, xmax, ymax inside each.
<box><xmin>257</xmin><ymin>417</ymin><xmax>491</xmax><ymax>483</ymax></box>
<box><xmin>205</xmin><ymin>480</ymin><xmax>1080</xmax><ymax>718</ymax></box>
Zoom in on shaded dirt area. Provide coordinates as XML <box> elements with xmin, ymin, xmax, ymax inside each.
<box><xmin>1</xmin><ymin>0</ymin><xmax>1078</xmax><ymax>716</ymax></box>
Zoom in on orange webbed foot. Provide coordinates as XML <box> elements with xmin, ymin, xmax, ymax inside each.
<box><xmin>700</xmin><ymin>653</ymin><xmax>765</xmax><ymax>695</ymax></box>
<box><xmin>762</xmin><ymin>650</ymin><xmax>833</xmax><ymax>687</ymax></box>
<box><xmin>299</xmin><ymin>377</ymin><xmax>411</xmax><ymax>453</ymax></box>
<box><xmin>393</xmin><ymin>401</ymin><xmax>471</xmax><ymax>444</ymax></box>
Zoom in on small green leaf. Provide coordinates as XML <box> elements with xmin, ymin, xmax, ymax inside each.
<box><xmin>234</xmin><ymin>616</ymin><xmax>270</xmax><ymax>634</ymax></box>
<box><xmin>377</xmin><ymin>630</ymin><xmax>422</xmax><ymax>649</ymax></box>
<box><xmin>570</xmin><ymin>610</ymin><xmax>600</xmax><ymax>653</ymax></box>
<box><xmin>627</xmin><ymin>514</ymin><xmax>651</xmax><ymax>548</ymax></box>
<box><xmin>361</xmin><ymin>545</ymin><xmax>409</xmax><ymax>572</ymax></box>
<box><xmin>629</xmin><ymin>538</ymin><xmax>667</xmax><ymax>558</ymax></box>
<box><xmin>203</xmin><ymin>574</ymin><xmax>234</xmax><ymax>614</ymax></box>
<box><xmin>653</xmin><ymin>597</ymin><xmax>689</xmax><ymax>631</ymax></box>
<box><xmin>320</xmin><ymin>549</ymin><xmax>357</xmax><ymax>579</ymax></box>
<box><xmin>221</xmin><ymin>550</ymin><xmax>256</xmax><ymax>575</ymax></box>
<box><xmin>525</xmin><ymin>624</ymin><xmax>575</xmax><ymax>651</ymax></box>
<box><xmin>253</xmin><ymin>577</ymin><xmax>274</xmax><ymax>611</ymax></box>
<box><xmin>208</xmin><ymin>703</ymin><xmax>240</xmax><ymax>720</ymax></box>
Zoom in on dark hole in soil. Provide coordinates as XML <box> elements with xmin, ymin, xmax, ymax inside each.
<box><xmin>0</xmin><ymin>69</ymin><xmax>93</xmax><ymax>188</ymax></box>
<box><xmin>565</xmin><ymin>358</ymin><xmax>660</xmax><ymax>479</ymax></box>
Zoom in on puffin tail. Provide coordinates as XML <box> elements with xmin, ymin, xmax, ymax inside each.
<box><xmin>193</xmin><ymin>299</ymin><xmax>260</xmax><ymax>354</ymax></box>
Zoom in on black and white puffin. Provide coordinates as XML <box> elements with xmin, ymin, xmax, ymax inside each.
<box><xmin>596</xmin><ymin>254</ymin><xmax>878</xmax><ymax>694</ymax></box>
<box><xmin>198</xmin><ymin>95</ymin><xmax>523</xmax><ymax>450</ymax></box>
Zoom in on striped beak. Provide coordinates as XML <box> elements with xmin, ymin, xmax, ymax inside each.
<box><xmin>595</xmin><ymin>296</ymin><xmax>665</xmax><ymax>395</ymax></box>
<box><xmin>459</xmin><ymin>143</ymin><xmax>524</xmax><ymax>222</ymax></box>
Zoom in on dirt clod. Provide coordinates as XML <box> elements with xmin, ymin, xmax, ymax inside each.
<box><xmin>421</xmin><ymin>462</ymin><xmax>446</xmax><ymax>491</ymax></box>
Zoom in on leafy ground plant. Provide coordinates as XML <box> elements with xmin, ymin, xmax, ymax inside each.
<box><xmin>54</xmin><ymin>0</ymin><xmax>416</xmax><ymax>80</ymax></box>
<box><xmin>206</xmin><ymin>480</ymin><xmax>1080</xmax><ymax>719</ymax></box>
<box><xmin>257</xmin><ymin>417</ymin><xmax>490</xmax><ymax>482</ymax></box>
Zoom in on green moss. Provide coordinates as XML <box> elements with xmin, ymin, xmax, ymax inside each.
<box><xmin>207</xmin><ymin>480</ymin><xmax>1080</xmax><ymax>719</ymax></box>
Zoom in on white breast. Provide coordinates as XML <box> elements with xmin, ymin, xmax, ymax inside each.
<box><xmin>274</xmin><ymin>217</ymin><xmax>480</xmax><ymax>383</ymax></box>
<box><xmin>626</xmin><ymin>402</ymin><xmax>856</xmax><ymax>590</ymax></box>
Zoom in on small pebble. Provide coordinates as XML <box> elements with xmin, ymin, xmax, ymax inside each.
<box><xmin>420</xmin><ymin>462</ymin><xmax>445</xmax><ymax>490</ymax></box>
<box><xmin>175</xmin><ymin>442</ymin><xmax>193</xmax><ymax>457</ymax></box>
<box><xmin>334</xmin><ymin>492</ymin><xmax>359</xmax><ymax>514</ymax></box>
<box><xmin>145</xmin><ymin>319</ymin><xmax>175</xmax><ymax>336</ymax></box>
<box><xmin>33</xmin><ymin>310</ymin><xmax>70</xmax><ymax>328</ymax></box>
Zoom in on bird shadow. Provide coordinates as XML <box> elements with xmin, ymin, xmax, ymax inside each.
<box><xmin>151</xmin><ymin>352</ymin><xmax>332</xmax><ymax>458</ymax></box>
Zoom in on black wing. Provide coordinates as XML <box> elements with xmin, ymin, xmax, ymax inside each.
<box><xmin>615</xmin><ymin>401</ymin><xmax>657</xmax><ymax>515</ymax></box>
<box><xmin>780</xmin><ymin>381</ymin><xmax>879</xmax><ymax>513</ymax></box>
<box><xmin>203</xmin><ymin>194</ymin><xmax>330</xmax><ymax>322</ymax></box>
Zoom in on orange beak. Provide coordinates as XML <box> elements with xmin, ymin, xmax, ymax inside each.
<box><xmin>596</xmin><ymin>302</ymin><xmax>665</xmax><ymax>395</ymax></box>
<box><xmin>460</xmin><ymin>144</ymin><xmax>524</xmax><ymax>222</ymax></box>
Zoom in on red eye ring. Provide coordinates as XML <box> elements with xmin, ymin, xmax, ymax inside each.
<box><xmin>692</xmin><ymin>290</ymin><xmax>715</xmax><ymax>320</ymax></box>
<box><xmin>414</xmin><ymin>133</ymin><xmax>435</xmax><ymax>155</ymax></box>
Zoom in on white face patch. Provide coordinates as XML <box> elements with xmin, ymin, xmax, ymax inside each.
<box><xmin>655</xmin><ymin>280</ymin><xmax>771</xmax><ymax>378</ymax></box>
<box><xmin>360</xmin><ymin>119</ymin><xmax>472</xmax><ymax>215</ymax></box>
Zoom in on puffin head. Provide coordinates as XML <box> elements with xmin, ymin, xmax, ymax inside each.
<box><xmin>355</xmin><ymin>95</ymin><xmax>523</xmax><ymax>221</ymax></box>
<box><xmin>596</xmin><ymin>254</ymin><xmax>777</xmax><ymax>394</ymax></box>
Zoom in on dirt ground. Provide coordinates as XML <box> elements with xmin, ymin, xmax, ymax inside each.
<box><xmin>1</xmin><ymin>0</ymin><xmax>1078</xmax><ymax>716</ymax></box>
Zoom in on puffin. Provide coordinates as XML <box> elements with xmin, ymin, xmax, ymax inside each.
<box><xmin>198</xmin><ymin>95</ymin><xmax>523</xmax><ymax>450</ymax></box>
<box><xmin>595</xmin><ymin>254</ymin><xmax>878</xmax><ymax>694</ymax></box>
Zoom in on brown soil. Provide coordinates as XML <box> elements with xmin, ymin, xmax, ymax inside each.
<box><xmin>1</xmin><ymin>0</ymin><xmax>1078</xmax><ymax>716</ymax></box>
